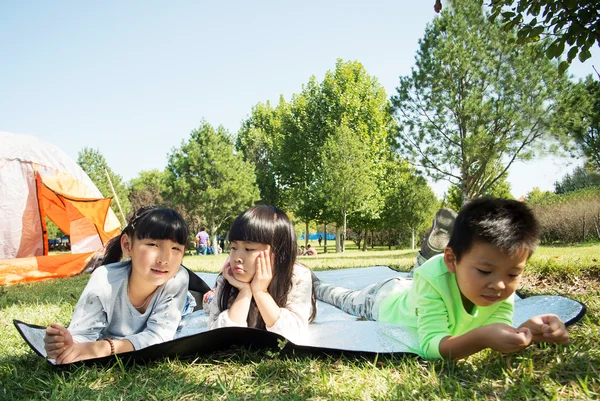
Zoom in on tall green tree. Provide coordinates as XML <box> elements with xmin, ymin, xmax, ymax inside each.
<box><xmin>489</xmin><ymin>0</ymin><xmax>600</xmax><ymax>73</ymax></box>
<box><xmin>77</xmin><ymin>147</ymin><xmax>130</xmax><ymax>224</ymax></box>
<box><xmin>164</xmin><ymin>120</ymin><xmax>260</xmax><ymax>244</ymax></box>
<box><xmin>236</xmin><ymin>99</ymin><xmax>287</xmax><ymax>207</ymax></box>
<box><xmin>379</xmin><ymin>156</ymin><xmax>438</xmax><ymax>249</ymax></box>
<box><xmin>556</xmin><ymin>76</ymin><xmax>600</xmax><ymax>171</ymax></box>
<box><xmin>554</xmin><ymin>165</ymin><xmax>600</xmax><ymax>194</ymax></box>
<box><xmin>128</xmin><ymin>169</ymin><xmax>168</xmax><ymax>213</ymax></box>
<box><xmin>321</xmin><ymin>125</ymin><xmax>378</xmax><ymax>252</ymax></box>
<box><xmin>392</xmin><ymin>0</ymin><xmax>568</xmax><ymax>204</ymax></box>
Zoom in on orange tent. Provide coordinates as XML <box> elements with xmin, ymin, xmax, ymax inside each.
<box><xmin>0</xmin><ymin>132</ymin><xmax>121</xmax><ymax>285</ymax></box>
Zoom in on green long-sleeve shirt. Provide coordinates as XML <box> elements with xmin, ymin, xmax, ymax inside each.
<box><xmin>378</xmin><ymin>255</ymin><xmax>514</xmax><ymax>359</ymax></box>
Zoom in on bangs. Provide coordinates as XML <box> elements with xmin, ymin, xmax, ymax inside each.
<box><xmin>134</xmin><ymin>208</ymin><xmax>189</xmax><ymax>246</ymax></box>
<box><xmin>228</xmin><ymin>207</ymin><xmax>275</xmax><ymax>245</ymax></box>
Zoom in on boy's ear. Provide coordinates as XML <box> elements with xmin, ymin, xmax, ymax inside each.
<box><xmin>121</xmin><ymin>234</ymin><xmax>132</xmax><ymax>257</ymax></box>
<box><xmin>444</xmin><ymin>247</ymin><xmax>457</xmax><ymax>273</ymax></box>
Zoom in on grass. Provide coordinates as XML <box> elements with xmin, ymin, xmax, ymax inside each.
<box><xmin>1</xmin><ymin>244</ymin><xmax>599</xmax><ymax>400</ymax></box>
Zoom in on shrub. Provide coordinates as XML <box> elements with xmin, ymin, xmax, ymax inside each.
<box><xmin>528</xmin><ymin>188</ymin><xmax>600</xmax><ymax>244</ymax></box>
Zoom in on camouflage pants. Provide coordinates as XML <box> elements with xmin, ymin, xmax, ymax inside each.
<box><xmin>315</xmin><ymin>277</ymin><xmax>412</xmax><ymax>321</ymax></box>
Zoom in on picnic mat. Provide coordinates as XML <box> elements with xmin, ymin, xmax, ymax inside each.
<box><xmin>14</xmin><ymin>266</ymin><xmax>586</xmax><ymax>366</ymax></box>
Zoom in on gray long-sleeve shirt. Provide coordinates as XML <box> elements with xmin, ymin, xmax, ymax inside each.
<box><xmin>67</xmin><ymin>261</ymin><xmax>189</xmax><ymax>350</ymax></box>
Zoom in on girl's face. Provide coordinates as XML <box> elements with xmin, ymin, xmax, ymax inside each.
<box><xmin>229</xmin><ymin>240</ymin><xmax>270</xmax><ymax>283</ymax></box>
<box><xmin>122</xmin><ymin>234</ymin><xmax>185</xmax><ymax>287</ymax></box>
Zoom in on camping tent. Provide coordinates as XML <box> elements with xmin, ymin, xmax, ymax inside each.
<box><xmin>0</xmin><ymin>132</ymin><xmax>121</xmax><ymax>285</ymax></box>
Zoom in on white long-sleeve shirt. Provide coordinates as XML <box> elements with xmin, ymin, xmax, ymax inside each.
<box><xmin>67</xmin><ymin>261</ymin><xmax>189</xmax><ymax>350</ymax></box>
<box><xmin>205</xmin><ymin>263</ymin><xmax>314</xmax><ymax>344</ymax></box>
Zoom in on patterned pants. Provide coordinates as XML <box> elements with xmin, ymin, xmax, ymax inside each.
<box><xmin>315</xmin><ymin>277</ymin><xmax>412</xmax><ymax>321</ymax></box>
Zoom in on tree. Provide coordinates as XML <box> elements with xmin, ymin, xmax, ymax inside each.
<box><xmin>236</xmin><ymin>99</ymin><xmax>287</xmax><ymax>207</ymax></box>
<box><xmin>321</xmin><ymin>125</ymin><xmax>378</xmax><ymax>252</ymax></box>
<box><xmin>77</xmin><ymin>147</ymin><xmax>131</xmax><ymax>224</ymax></box>
<box><xmin>489</xmin><ymin>0</ymin><xmax>600</xmax><ymax>73</ymax></box>
<box><xmin>555</xmin><ymin>75</ymin><xmax>600</xmax><ymax>171</ymax></box>
<box><xmin>164</xmin><ymin>120</ymin><xmax>260</xmax><ymax>244</ymax></box>
<box><xmin>554</xmin><ymin>165</ymin><xmax>600</xmax><ymax>194</ymax></box>
<box><xmin>128</xmin><ymin>169</ymin><xmax>168</xmax><ymax>212</ymax></box>
<box><xmin>392</xmin><ymin>0</ymin><xmax>568</xmax><ymax>204</ymax></box>
<box><xmin>379</xmin><ymin>156</ymin><xmax>438</xmax><ymax>249</ymax></box>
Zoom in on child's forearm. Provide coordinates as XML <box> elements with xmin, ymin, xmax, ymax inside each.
<box><xmin>227</xmin><ymin>288</ymin><xmax>252</xmax><ymax>324</ymax></box>
<box><xmin>438</xmin><ymin>327</ymin><xmax>487</xmax><ymax>360</ymax></box>
<box><xmin>253</xmin><ymin>291</ymin><xmax>281</xmax><ymax>328</ymax></box>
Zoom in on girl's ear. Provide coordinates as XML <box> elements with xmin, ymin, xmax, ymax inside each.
<box><xmin>443</xmin><ymin>247</ymin><xmax>457</xmax><ymax>274</ymax></box>
<box><xmin>121</xmin><ymin>234</ymin><xmax>132</xmax><ymax>257</ymax></box>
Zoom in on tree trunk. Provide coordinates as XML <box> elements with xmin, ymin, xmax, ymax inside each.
<box><xmin>305</xmin><ymin>220</ymin><xmax>309</xmax><ymax>247</ymax></box>
<box><xmin>342</xmin><ymin>210</ymin><xmax>347</xmax><ymax>253</ymax></box>
<box><xmin>362</xmin><ymin>230</ymin><xmax>368</xmax><ymax>251</ymax></box>
<box><xmin>323</xmin><ymin>222</ymin><xmax>328</xmax><ymax>253</ymax></box>
<box><xmin>335</xmin><ymin>224</ymin><xmax>342</xmax><ymax>253</ymax></box>
<box><xmin>411</xmin><ymin>228</ymin><xmax>415</xmax><ymax>250</ymax></box>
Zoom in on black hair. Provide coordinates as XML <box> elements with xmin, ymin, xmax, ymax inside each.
<box><xmin>447</xmin><ymin>197</ymin><xmax>540</xmax><ymax>262</ymax></box>
<box><xmin>219</xmin><ymin>205</ymin><xmax>317</xmax><ymax>328</ymax></box>
<box><xmin>103</xmin><ymin>206</ymin><xmax>189</xmax><ymax>265</ymax></box>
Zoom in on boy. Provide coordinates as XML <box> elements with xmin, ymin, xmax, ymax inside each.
<box><xmin>315</xmin><ymin>198</ymin><xmax>569</xmax><ymax>359</ymax></box>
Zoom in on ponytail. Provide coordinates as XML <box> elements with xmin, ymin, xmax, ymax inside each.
<box><xmin>102</xmin><ymin>234</ymin><xmax>124</xmax><ymax>265</ymax></box>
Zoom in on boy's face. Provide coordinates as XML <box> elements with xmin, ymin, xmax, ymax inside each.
<box><xmin>444</xmin><ymin>241</ymin><xmax>529</xmax><ymax>311</ymax></box>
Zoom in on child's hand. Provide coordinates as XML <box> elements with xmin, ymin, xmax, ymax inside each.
<box><xmin>519</xmin><ymin>314</ymin><xmax>570</xmax><ymax>345</ymax></box>
<box><xmin>223</xmin><ymin>264</ymin><xmax>251</xmax><ymax>291</ymax></box>
<box><xmin>483</xmin><ymin>323</ymin><xmax>533</xmax><ymax>354</ymax></box>
<box><xmin>54</xmin><ymin>341</ymin><xmax>111</xmax><ymax>364</ymax></box>
<box><xmin>251</xmin><ymin>250</ymin><xmax>274</xmax><ymax>295</ymax></box>
<box><xmin>45</xmin><ymin>323</ymin><xmax>74</xmax><ymax>359</ymax></box>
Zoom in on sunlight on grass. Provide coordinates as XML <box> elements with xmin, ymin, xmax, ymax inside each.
<box><xmin>1</xmin><ymin>243</ymin><xmax>599</xmax><ymax>400</ymax></box>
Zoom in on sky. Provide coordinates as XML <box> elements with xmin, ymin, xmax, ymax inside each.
<box><xmin>1</xmin><ymin>1</ymin><xmax>599</xmax><ymax>200</ymax></box>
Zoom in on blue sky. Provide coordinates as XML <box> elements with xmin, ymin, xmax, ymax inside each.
<box><xmin>1</xmin><ymin>1</ymin><xmax>598</xmax><ymax>199</ymax></box>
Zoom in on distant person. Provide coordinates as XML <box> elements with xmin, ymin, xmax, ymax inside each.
<box><xmin>44</xmin><ymin>206</ymin><xmax>193</xmax><ymax>364</ymax></box>
<box><xmin>195</xmin><ymin>226</ymin><xmax>210</xmax><ymax>255</ymax></box>
<box><xmin>299</xmin><ymin>245</ymin><xmax>305</xmax><ymax>256</ymax></box>
<box><xmin>318</xmin><ymin>234</ymin><xmax>323</xmax><ymax>247</ymax></box>
<box><xmin>219</xmin><ymin>237</ymin><xmax>225</xmax><ymax>253</ymax></box>
<box><xmin>203</xmin><ymin>205</ymin><xmax>317</xmax><ymax>343</ymax></box>
<box><xmin>314</xmin><ymin>198</ymin><xmax>569</xmax><ymax>360</ymax></box>
<box><xmin>303</xmin><ymin>244</ymin><xmax>317</xmax><ymax>256</ymax></box>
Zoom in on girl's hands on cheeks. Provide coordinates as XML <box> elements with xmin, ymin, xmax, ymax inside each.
<box><xmin>251</xmin><ymin>250</ymin><xmax>274</xmax><ymax>295</ymax></box>
<box><xmin>222</xmin><ymin>262</ymin><xmax>250</xmax><ymax>291</ymax></box>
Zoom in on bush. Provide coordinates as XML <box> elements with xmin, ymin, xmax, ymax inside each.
<box><xmin>528</xmin><ymin>188</ymin><xmax>600</xmax><ymax>244</ymax></box>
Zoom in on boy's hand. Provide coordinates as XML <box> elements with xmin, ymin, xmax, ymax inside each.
<box><xmin>45</xmin><ymin>323</ymin><xmax>74</xmax><ymax>359</ymax></box>
<box><xmin>519</xmin><ymin>314</ymin><xmax>570</xmax><ymax>345</ymax></box>
<box><xmin>251</xmin><ymin>250</ymin><xmax>274</xmax><ymax>295</ymax></box>
<box><xmin>483</xmin><ymin>323</ymin><xmax>533</xmax><ymax>354</ymax></box>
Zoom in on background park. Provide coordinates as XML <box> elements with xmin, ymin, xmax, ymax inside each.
<box><xmin>2</xmin><ymin>0</ymin><xmax>600</xmax><ymax>399</ymax></box>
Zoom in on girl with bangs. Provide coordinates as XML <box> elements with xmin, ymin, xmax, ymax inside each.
<box><xmin>44</xmin><ymin>206</ymin><xmax>192</xmax><ymax>364</ymax></box>
<box><xmin>204</xmin><ymin>205</ymin><xmax>317</xmax><ymax>343</ymax></box>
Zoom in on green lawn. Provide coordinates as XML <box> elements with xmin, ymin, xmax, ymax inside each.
<box><xmin>1</xmin><ymin>244</ymin><xmax>598</xmax><ymax>400</ymax></box>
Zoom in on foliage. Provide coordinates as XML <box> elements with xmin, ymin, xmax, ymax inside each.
<box><xmin>77</xmin><ymin>147</ymin><xmax>131</xmax><ymax>223</ymax></box>
<box><xmin>489</xmin><ymin>0</ymin><xmax>600</xmax><ymax>73</ymax></box>
<box><xmin>554</xmin><ymin>75</ymin><xmax>600</xmax><ymax>171</ymax></box>
<box><xmin>446</xmin><ymin>171</ymin><xmax>513</xmax><ymax>211</ymax></box>
<box><xmin>321</xmin><ymin>125</ymin><xmax>378</xmax><ymax>251</ymax></box>
<box><xmin>164</xmin><ymin>120</ymin><xmax>260</xmax><ymax>240</ymax></box>
<box><xmin>128</xmin><ymin>169</ymin><xmax>169</xmax><ymax>212</ymax></box>
<box><xmin>528</xmin><ymin>187</ymin><xmax>600</xmax><ymax>243</ymax></box>
<box><xmin>555</xmin><ymin>165</ymin><xmax>600</xmax><ymax>194</ymax></box>
<box><xmin>45</xmin><ymin>218</ymin><xmax>64</xmax><ymax>239</ymax></box>
<box><xmin>379</xmin><ymin>155</ymin><xmax>438</xmax><ymax>247</ymax></box>
<box><xmin>236</xmin><ymin>100</ymin><xmax>286</xmax><ymax>207</ymax></box>
<box><xmin>392</xmin><ymin>0</ymin><xmax>568</xmax><ymax>203</ymax></box>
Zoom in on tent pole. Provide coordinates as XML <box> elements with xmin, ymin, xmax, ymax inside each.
<box><xmin>104</xmin><ymin>168</ymin><xmax>126</xmax><ymax>228</ymax></box>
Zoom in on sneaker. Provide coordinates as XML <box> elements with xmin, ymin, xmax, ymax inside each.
<box><xmin>421</xmin><ymin>208</ymin><xmax>457</xmax><ymax>260</ymax></box>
